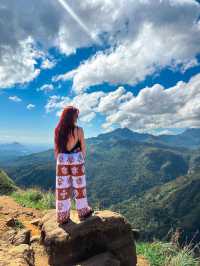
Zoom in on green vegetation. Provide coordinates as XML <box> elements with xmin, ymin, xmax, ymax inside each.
<box><xmin>11</xmin><ymin>188</ymin><xmax>55</xmax><ymax>210</ymax></box>
<box><xmin>13</xmin><ymin>219</ymin><xmax>25</xmax><ymax>229</ymax></box>
<box><xmin>11</xmin><ymin>187</ymin><xmax>76</xmax><ymax>210</ymax></box>
<box><xmin>112</xmin><ymin>172</ymin><xmax>200</xmax><ymax>243</ymax></box>
<box><xmin>2</xmin><ymin>136</ymin><xmax>189</xmax><ymax>204</ymax></box>
<box><xmin>137</xmin><ymin>242</ymin><xmax>200</xmax><ymax>266</ymax></box>
<box><xmin>0</xmin><ymin>169</ymin><xmax>17</xmax><ymax>195</ymax></box>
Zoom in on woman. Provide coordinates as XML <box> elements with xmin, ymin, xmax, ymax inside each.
<box><xmin>54</xmin><ymin>105</ymin><xmax>93</xmax><ymax>224</ymax></box>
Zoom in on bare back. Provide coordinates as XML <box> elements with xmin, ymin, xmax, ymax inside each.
<box><xmin>66</xmin><ymin>126</ymin><xmax>80</xmax><ymax>151</ymax></box>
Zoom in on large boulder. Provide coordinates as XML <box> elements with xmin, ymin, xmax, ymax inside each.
<box><xmin>40</xmin><ymin>210</ymin><xmax>137</xmax><ymax>266</ymax></box>
<box><xmin>76</xmin><ymin>252</ymin><xmax>120</xmax><ymax>266</ymax></box>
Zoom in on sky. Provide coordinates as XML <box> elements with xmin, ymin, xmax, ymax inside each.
<box><xmin>0</xmin><ymin>0</ymin><xmax>200</xmax><ymax>144</ymax></box>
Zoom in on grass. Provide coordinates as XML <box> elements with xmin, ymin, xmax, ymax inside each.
<box><xmin>14</xmin><ymin>219</ymin><xmax>25</xmax><ymax>229</ymax></box>
<box><xmin>164</xmin><ymin>245</ymin><xmax>200</xmax><ymax>266</ymax></box>
<box><xmin>137</xmin><ymin>242</ymin><xmax>200</xmax><ymax>266</ymax></box>
<box><xmin>11</xmin><ymin>187</ymin><xmax>76</xmax><ymax>210</ymax></box>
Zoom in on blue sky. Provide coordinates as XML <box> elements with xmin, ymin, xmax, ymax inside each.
<box><xmin>0</xmin><ymin>0</ymin><xmax>200</xmax><ymax>144</ymax></box>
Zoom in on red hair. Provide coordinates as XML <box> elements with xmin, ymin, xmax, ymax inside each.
<box><xmin>54</xmin><ymin>105</ymin><xmax>79</xmax><ymax>159</ymax></box>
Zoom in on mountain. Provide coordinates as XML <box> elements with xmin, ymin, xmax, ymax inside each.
<box><xmin>157</xmin><ymin>128</ymin><xmax>200</xmax><ymax>149</ymax></box>
<box><xmin>2</xmin><ymin>139</ymin><xmax>189</xmax><ymax>208</ymax></box>
<box><xmin>0</xmin><ymin>142</ymin><xmax>30</xmax><ymax>163</ymax></box>
<box><xmin>92</xmin><ymin>127</ymin><xmax>153</xmax><ymax>143</ymax></box>
<box><xmin>112</xmin><ymin>152</ymin><xmax>200</xmax><ymax>243</ymax></box>
<box><xmin>0</xmin><ymin>169</ymin><xmax>17</xmax><ymax>195</ymax></box>
<box><xmin>0</xmin><ymin>142</ymin><xmax>51</xmax><ymax>163</ymax></box>
<box><xmin>0</xmin><ymin>142</ymin><xmax>29</xmax><ymax>152</ymax></box>
<box><xmin>0</xmin><ymin>127</ymin><xmax>199</xmax><ymax>243</ymax></box>
<box><xmin>1</xmin><ymin>127</ymin><xmax>199</xmax><ymax>165</ymax></box>
<box><xmin>1</xmin><ymin>149</ymin><xmax>55</xmax><ymax>189</ymax></box>
<box><xmin>88</xmin><ymin>127</ymin><xmax>200</xmax><ymax>149</ymax></box>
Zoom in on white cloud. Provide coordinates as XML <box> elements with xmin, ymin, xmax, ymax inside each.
<box><xmin>27</xmin><ymin>104</ymin><xmax>35</xmax><ymax>110</ymax></box>
<box><xmin>60</xmin><ymin>13</ymin><xmax>200</xmax><ymax>93</ymax></box>
<box><xmin>45</xmin><ymin>95</ymin><xmax>71</xmax><ymax>114</ymax></box>
<box><xmin>41</xmin><ymin>59</ymin><xmax>56</xmax><ymax>69</ymax></box>
<box><xmin>0</xmin><ymin>37</ymin><xmax>41</xmax><ymax>88</ymax></box>
<box><xmin>97</xmin><ymin>86</ymin><xmax>133</xmax><ymax>114</ymax></box>
<box><xmin>1</xmin><ymin>0</ymin><xmax>199</xmax><ymax>90</ymax></box>
<box><xmin>37</xmin><ymin>84</ymin><xmax>54</xmax><ymax>93</ymax></box>
<box><xmin>46</xmin><ymin>73</ymin><xmax>200</xmax><ymax>133</ymax></box>
<box><xmin>45</xmin><ymin>91</ymin><xmax>104</xmax><ymax>121</ymax></box>
<box><xmin>102</xmin><ymin>73</ymin><xmax>200</xmax><ymax>132</ymax></box>
<box><xmin>8</xmin><ymin>96</ymin><xmax>22</xmax><ymax>102</ymax></box>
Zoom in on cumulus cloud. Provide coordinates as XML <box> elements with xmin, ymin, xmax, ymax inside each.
<box><xmin>37</xmin><ymin>84</ymin><xmax>54</xmax><ymax>93</ymax></box>
<box><xmin>0</xmin><ymin>0</ymin><xmax>120</xmax><ymax>88</ymax></box>
<box><xmin>46</xmin><ymin>73</ymin><xmax>200</xmax><ymax>133</ymax></box>
<box><xmin>0</xmin><ymin>37</ymin><xmax>41</xmax><ymax>88</ymax></box>
<box><xmin>45</xmin><ymin>91</ymin><xmax>104</xmax><ymax>121</ymax></box>
<box><xmin>97</xmin><ymin>87</ymin><xmax>133</xmax><ymax>114</ymax></box>
<box><xmin>27</xmin><ymin>104</ymin><xmax>35</xmax><ymax>110</ymax></box>
<box><xmin>45</xmin><ymin>95</ymin><xmax>71</xmax><ymax>114</ymax></box>
<box><xmin>1</xmin><ymin>0</ymin><xmax>199</xmax><ymax>90</ymax></box>
<box><xmin>8</xmin><ymin>96</ymin><xmax>22</xmax><ymax>102</ymax></box>
<box><xmin>102</xmin><ymin>73</ymin><xmax>200</xmax><ymax>132</ymax></box>
<box><xmin>54</xmin><ymin>0</ymin><xmax>200</xmax><ymax>93</ymax></box>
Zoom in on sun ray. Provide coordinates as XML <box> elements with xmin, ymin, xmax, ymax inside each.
<box><xmin>57</xmin><ymin>0</ymin><xmax>100</xmax><ymax>44</ymax></box>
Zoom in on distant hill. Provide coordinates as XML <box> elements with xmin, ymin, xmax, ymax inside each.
<box><xmin>156</xmin><ymin>128</ymin><xmax>200</xmax><ymax>149</ymax></box>
<box><xmin>88</xmin><ymin>127</ymin><xmax>200</xmax><ymax>149</ymax></box>
<box><xmin>0</xmin><ymin>142</ymin><xmax>26</xmax><ymax>151</ymax></box>
<box><xmin>1</xmin><ymin>127</ymin><xmax>200</xmax><ymax>164</ymax></box>
<box><xmin>0</xmin><ymin>169</ymin><xmax>17</xmax><ymax>195</ymax></box>
<box><xmin>0</xmin><ymin>142</ymin><xmax>30</xmax><ymax>163</ymax></box>
<box><xmin>0</xmin><ymin>142</ymin><xmax>51</xmax><ymax>163</ymax></box>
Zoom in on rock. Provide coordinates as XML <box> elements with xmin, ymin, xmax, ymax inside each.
<box><xmin>41</xmin><ymin>209</ymin><xmax>137</xmax><ymax>266</ymax></box>
<box><xmin>30</xmin><ymin>218</ymin><xmax>40</xmax><ymax>226</ymax></box>
<box><xmin>6</xmin><ymin>217</ymin><xmax>16</xmax><ymax>227</ymax></box>
<box><xmin>30</xmin><ymin>235</ymin><xmax>40</xmax><ymax>243</ymax></box>
<box><xmin>0</xmin><ymin>243</ymin><xmax>34</xmax><ymax>266</ymax></box>
<box><xmin>8</xmin><ymin>244</ymin><xmax>35</xmax><ymax>266</ymax></box>
<box><xmin>21</xmin><ymin>211</ymin><xmax>34</xmax><ymax>216</ymax></box>
<box><xmin>12</xmin><ymin>229</ymin><xmax>31</xmax><ymax>245</ymax></box>
<box><xmin>76</xmin><ymin>252</ymin><xmax>120</xmax><ymax>266</ymax></box>
<box><xmin>6</xmin><ymin>229</ymin><xmax>17</xmax><ymax>243</ymax></box>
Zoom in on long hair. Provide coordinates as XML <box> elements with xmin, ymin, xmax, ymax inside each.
<box><xmin>54</xmin><ymin>105</ymin><xmax>79</xmax><ymax>159</ymax></box>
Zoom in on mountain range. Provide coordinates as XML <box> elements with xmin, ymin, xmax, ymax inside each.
<box><xmin>0</xmin><ymin>127</ymin><xmax>199</xmax><ymax>242</ymax></box>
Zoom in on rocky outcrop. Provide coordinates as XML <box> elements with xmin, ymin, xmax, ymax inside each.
<box><xmin>40</xmin><ymin>209</ymin><xmax>137</xmax><ymax>266</ymax></box>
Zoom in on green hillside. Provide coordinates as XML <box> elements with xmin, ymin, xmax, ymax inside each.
<box><xmin>86</xmin><ymin>141</ymin><xmax>189</xmax><ymax>207</ymax></box>
<box><xmin>0</xmin><ymin>128</ymin><xmax>199</xmax><ymax>244</ymax></box>
<box><xmin>0</xmin><ymin>169</ymin><xmax>17</xmax><ymax>195</ymax></box>
<box><xmin>2</xmin><ymin>140</ymin><xmax>189</xmax><ymax>208</ymax></box>
<box><xmin>112</xmin><ymin>171</ymin><xmax>200</xmax><ymax>244</ymax></box>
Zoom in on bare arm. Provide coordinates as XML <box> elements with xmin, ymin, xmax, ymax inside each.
<box><xmin>79</xmin><ymin>127</ymin><xmax>86</xmax><ymax>159</ymax></box>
